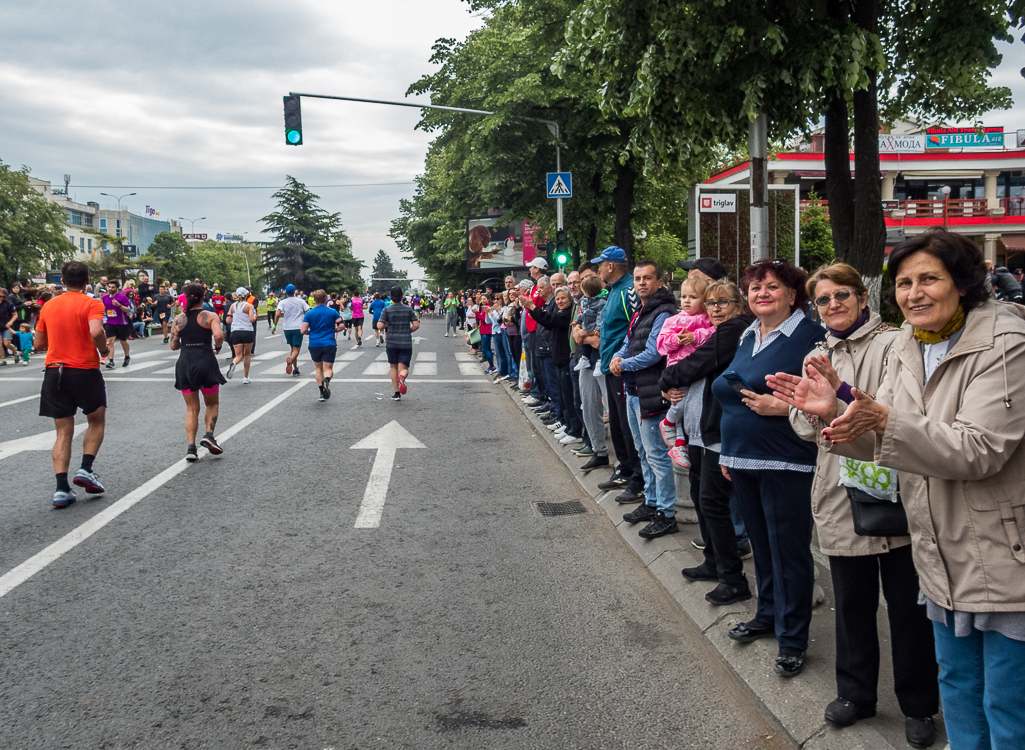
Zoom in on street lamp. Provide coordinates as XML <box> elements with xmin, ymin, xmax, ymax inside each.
<box><xmin>179</xmin><ymin>216</ymin><xmax>206</xmax><ymax>234</ymax></box>
<box><xmin>240</xmin><ymin>232</ymin><xmax>252</xmax><ymax>287</ymax></box>
<box><xmin>100</xmin><ymin>191</ymin><xmax>136</xmax><ymax>241</ymax></box>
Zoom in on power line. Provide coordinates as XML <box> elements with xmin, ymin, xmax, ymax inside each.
<box><xmin>73</xmin><ymin>181</ymin><xmax>416</xmax><ymax>190</ymax></box>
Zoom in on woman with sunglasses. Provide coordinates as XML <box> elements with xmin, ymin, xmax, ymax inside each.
<box><xmin>785</xmin><ymin>263</ymin><xmax>939</xmax><ymax>745</ymax></box>
<box><xmin>659</xmin><ymin>279</ymin><xmax>754</xmax><ymax>605</ymax></box>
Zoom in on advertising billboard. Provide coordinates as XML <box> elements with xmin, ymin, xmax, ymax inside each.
<box><xmin>926</xmin><ymin>126</ymin><xmax>1003</xmax><ymax>149</ymax></box>
<box><xmin>466</xmin><ymin>215</ymin><xmax>538</xmax><ymax>270</ymax></box>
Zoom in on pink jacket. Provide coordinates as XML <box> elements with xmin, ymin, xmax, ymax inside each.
<box><xmin>656</xmin><ymin>311</ymin><xmax>714</xmax><ymax>366</ymax></box>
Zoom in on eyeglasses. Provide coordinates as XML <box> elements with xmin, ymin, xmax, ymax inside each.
<box><xmin>705</xmin><ymin>298</ymin><xmax>736</xmax><ymax>309</ymax></box>
<box><xmin>813</xmin><ymin>289</ymin><xmax>855</xmax><ymax>307</ymax></box>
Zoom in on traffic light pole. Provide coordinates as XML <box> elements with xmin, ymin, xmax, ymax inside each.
<box><xmin>287</xmin><ymin>91</ymin><xmax>565</xmax><ymax>260</ymax></box>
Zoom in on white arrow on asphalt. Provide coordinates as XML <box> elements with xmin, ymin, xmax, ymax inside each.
<box><xmin>349</xmin><ymin>420</ymin><xmax>425</xmax><ymax>528</ymax></box>
<box><xmin>0</xmin><ymin>423</ymin><xmax>87</xmax><ymax>462</ymax></box>
<box><xmin>413</xmin><ymin>336</ymin><xmax>426</xmax><ymax>344</ymax></box>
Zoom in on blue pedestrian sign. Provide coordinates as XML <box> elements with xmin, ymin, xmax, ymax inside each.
<box><xmin>547</xmin><ymin>172</ymin><xmax>572</xmax><ymax>199</ymax></box>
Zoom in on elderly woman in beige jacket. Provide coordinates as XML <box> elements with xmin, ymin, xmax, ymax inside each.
<box><xmin>788</xmin><ymin>263</ymin><xmax>939</xmax><ymax>747</ymax></box>
<box><xmin>770</xmin><ymin>229</ymin><xmax>1025</xmax><ymax>750</ymax></box>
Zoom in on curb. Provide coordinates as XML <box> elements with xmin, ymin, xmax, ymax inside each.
<box><xmin>502</xmin><ymin>380</ymin><xmax>913</xmax><ymax>750</ymax></box>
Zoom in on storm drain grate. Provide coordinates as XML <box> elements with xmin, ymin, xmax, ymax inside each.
<box><xmin>534</xmin><ymin>500</ymin><xmax>588</xmax><ymax>517</ymax></box>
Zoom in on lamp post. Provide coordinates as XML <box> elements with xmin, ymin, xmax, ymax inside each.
<box><xmin>941</xmin><ymin>185</ymin><xmax>952</xmax><ymax>227</ymax></box>
<box><xmin>100</xmin><ymin>191</ymin><xmax>136</xmax><ymax>244</ymax></box>
<box><xmin>179</xmin><ymin>216</ymin><xmax>206</xmax><ymax>234</ymax></box>
<box><xmin>240</xmin><ymin>232</ymin><xmax>252</xmax><ymax>287</ymax></box>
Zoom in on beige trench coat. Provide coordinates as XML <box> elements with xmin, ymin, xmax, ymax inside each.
<box><xmin>827</xmin><ymin>300</ymin><xmax>1025</xmax><ymax>612</ymax></box>
<box><xmin>790</xmin><ymin>312</ymin><xmax>909</xmax><ymax>556</ymax></box>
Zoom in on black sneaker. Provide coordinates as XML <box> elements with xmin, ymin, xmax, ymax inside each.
<box><xmin>639</xmin><ymin>512</ymin><xmax>678</xmax><ymax>539</ymax></box>
<box><xmin>682</xmin><ymin>564</ymin><xmax>719</xmax><ymax>582</ymax></box>
<box><xmin>623</xmin><ymin>504</ymin><xmax>659</xmax><ymax>524</ymax></box>
<box><xmin>199</xmin><ymin>435</ymin><xmax>223</xmax><ymax>455</ymax></box>
<box><xmin>775</xmin><ymin>651</ymin><xmax>805</xmax><ymax>678</ymax></box>
<box><xmin>322</xmin><ymin>380</ymin><xmax>331</xmax><ymax>400</ymax></box>
<box><xmin>728</xmin><ymin>620</ymin><xmax>775</xmax><ymax>643</ymax></box>
<box><xmin>105</xmin><ymin>358</ymin><xmax>115</xmax><ymax>369</ymax></box>
<box><xmin>905</xmin><ymin>716</ymin><xmax>936</xmax><ymax>749</ymax></box>
<box><xmin>185</xmin><ymin>444</ymin><xmax>199</xmax><ymax>462</ymax></box>
<box><xmin>614</xmin><ymin>489</ymin><xmax>644</xmax><ymax>504</ymax></box>
<box><xmin>392</xmin><ymin>392</ymin><xmax>401</xmax><ymax>401</ymax></box>
<box><xmin>824</xmin><ymin>698</ymin><xmax>876</xmax><ymax>728</ymax></box>
<box><xmin>692</xmin><ymin>537</ymin><xmax>706</xmax><ymax>551</ymax></box>
<box><xmin>580</xmin><ymin>454</ymin><xmax>610</xmax><ymax>472</ymax></box>
<box><xmin>705</xmin><ymin>583</ymin><xmax>753</xmax><ymax>606</ymax></box>
<box><xmin>122</xmin><ymin>356</ymin><xmax>130</xmax><ymax>368</ymax></box>
<box><xmin>598</xmin><ymin>470</ymin><xmax>629</xmax><ymax>490</ymax></box>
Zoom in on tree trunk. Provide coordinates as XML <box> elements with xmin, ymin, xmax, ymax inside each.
<box><xmin>586</xmin><ymin>170</ymin><xmax>602</xmax><ymax>259</ymax></box>
<box><xmin>849</xmin><ymin>0</ymin><xmax>886</xmax><ymax>308</ymax></box>
<box><xmin>823</xmin><ymin>0</ymin><xmax>854</xmax><ymax>263</ymax></box>
<box><xmin>613</xmin><ymin>156</ymin><xmax>637</xmax><ymax>260</ymax></box>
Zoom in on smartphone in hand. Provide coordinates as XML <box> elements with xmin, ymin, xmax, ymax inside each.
<box><xmin>723</xmin><ymin>371</ymin><xmax>756</xmax><ymax>394</ymax></box>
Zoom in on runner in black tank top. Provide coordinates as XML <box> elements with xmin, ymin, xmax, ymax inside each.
<box><xmin>171</xmin><ymin>285</ymin><xmax>227</xmax><ymax>461</ymax></box>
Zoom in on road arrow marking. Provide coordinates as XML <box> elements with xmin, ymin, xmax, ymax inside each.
<box><xmin>413</xmin><ymin>336</ymin><xmax>426</xmax><ymax>344</ymax></box>
<box><xmin>350</xmin><ymin>421</ymin><xmax>425</xmax><ymax>528</ymax></box>
<box><xmin>0</xmin><ymin>423</ymin><xmax>87</xmax><ymax>462</ymax></box>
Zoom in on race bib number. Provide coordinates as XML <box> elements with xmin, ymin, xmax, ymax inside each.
<box><xmin>106</xmin><ymin>310</ymin><xmax>116</xmax><ymax>318</ymax></box>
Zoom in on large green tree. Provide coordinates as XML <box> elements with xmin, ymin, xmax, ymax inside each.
<box><xmin>260</xmin><ymin>176</ymin><xmax>363</xmax><ymax>293</ymax></box>
<box><xmin>0</xmin><ymin>162</ymin><xmax>72</xmax><ymax>286</ymax></box>
<box><xmin>369</xmin><ymin>250</ymin><xmax>407</xmax><ymax>294</ymax></box>
<box><xmin>562</xmin><ymin>0</ymin><xmax>1022</xmax><ymax>298</ymax></box>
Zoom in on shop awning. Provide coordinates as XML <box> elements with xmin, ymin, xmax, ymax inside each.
<box><xmin>1000</xmin><ymin>235</ymin><xmax>1025</xmax><ymax>251</ymax></box>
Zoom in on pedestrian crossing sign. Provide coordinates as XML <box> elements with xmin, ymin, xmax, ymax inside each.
<box><xmin>546</xmin><ymin>172</ymin><xmax>572</xmax><ymax>199</ymax></box>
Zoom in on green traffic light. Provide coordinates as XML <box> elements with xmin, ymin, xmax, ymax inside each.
<box><xmin>286</xmin><ymin>129</ymin><xmax>302</xmax><ymax>145</ymax></box>
<box><xmin>556</xmin><ymin>252</ymin><xmax>569</xmax><ymax>265</ymax></box>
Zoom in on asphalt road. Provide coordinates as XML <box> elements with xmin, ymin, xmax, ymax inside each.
<box><xmin>0</xmin><ymin>317</ymin><xmax>792</xmax><ymax>750</ymax></box>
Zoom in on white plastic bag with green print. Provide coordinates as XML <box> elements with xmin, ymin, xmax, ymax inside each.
<box><xmin>837</xmin><ymin>457</ymin><xmax>898</xmax><ymax>502</ymax></box>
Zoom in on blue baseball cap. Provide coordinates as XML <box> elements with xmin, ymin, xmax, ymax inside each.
<box><xmin>285</xmin><ymin>284</ymin><xmax>296</xmax><ymax>293</ymax></box>
<box><xmin>590</xmin><ymin>246</ymin><xmax>627</xmax><ymax>264</ymax></box>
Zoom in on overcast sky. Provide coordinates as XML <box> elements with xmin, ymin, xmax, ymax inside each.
<box><xmin>2</xmin><ymin>2</ymin><xmax>1025</xmax><ymax>278</ymax></box>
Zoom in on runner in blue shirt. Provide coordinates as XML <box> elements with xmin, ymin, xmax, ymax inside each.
<box><xmin>301</xmin><ymin>290</ymin><xmax>344</xmax><ymax>402</ymax></box>
<box><xmin>369</xmin><ymin>294</ymin><xmax>387</xmax><ymax>347</ymax></box>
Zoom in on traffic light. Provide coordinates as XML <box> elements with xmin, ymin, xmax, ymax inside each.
<box><xmin>554</xmin><ymin>229</ymin><xmax>569</xmax><ymax>267</ymax></box>
<box><xmin>534</xmin><ymin>242</ymin><xmax>549</xmax><ymax>263</ymax></box>
<box><xmin>283</xmin><ymin>95</ymin><xmax>303</xmax><ymax>146</ymax></box>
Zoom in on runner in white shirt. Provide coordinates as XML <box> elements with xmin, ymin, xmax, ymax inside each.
<box><xmin>273</xmin><ymin>284</ymin><xmax>310</xmax><ymax>377</ymax></box>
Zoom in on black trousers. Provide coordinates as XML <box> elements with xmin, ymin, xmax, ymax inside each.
<box><xmin>604</xmin><ymin>373</ymin><xmax>643</xmax><ymax>493</ymax></box>
<box><xmin>508</xmin><ymin>335</ymin><xmax>522</xmax><ymax>374</ymax></box>
<box><xmin>687</xmin><ymin>446</ymin><xmax>746</xmax><ymax>586</ymax></box>
<box><xmin>829</xmin><ymin>546</ymin><xmax>939</xmax><ymax>717</ymax></box>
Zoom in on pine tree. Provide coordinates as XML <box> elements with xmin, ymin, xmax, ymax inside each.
<box><xmin>260</xmin><ymin>176</ymin><xmax>363</xmax><ymax>292</ymax></box>
<box><xmin>370</xmin><ymin>250</ymin><xmax>398</xmax><ymax>294</ymax></box>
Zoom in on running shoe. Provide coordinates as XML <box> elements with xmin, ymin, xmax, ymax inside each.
<box><xmin>375</xmin><ymin>341</ymin><xmax>381</xmax><ymax>347</ymax></box>
<box><xmin>285</xmin><ymin>356</ymin><xmax>293</xmax><ymax>374</ymax></box>
<box><xmin>391</xmin><ymin>392</ymin><xmax>401</xmax><ymax>401</ymax></box>
<box><xmin>292</xmin><ymin>368</ymin><xmax>301</xmax><ymax>377</ymax></box>
<box><xmin>163</xmin><ymin>337</ymin><xmax>169</xmax><ymax>344</ymax></box>
<box><xmin>398</xmin><ymin>374</ymin><xmax>407</xmax><ymax>395</ymax></box>
<box><xmin>242</xmin><ymin>377</ymin><xmax>251</xmax><ymax>384</ymax></box>
<box><xmin>185</xmin><ymin>445</ymin><xmax>199</xmax><ymax>462</ymax></box>
<box><xmin>122</xmin><ymin>356</ymin><xmax>130</xmax><ymax>368</ymax></box>
<box><xmin>322</xmin><ymin>381</ymin><xmax>331</xmax><ymax>400</ymax></box>
<box><xmin>669</xmin><ymin>445</ymin><xmax>691</xmax><ymax>470</ymax></box>
<box><xmin>200</xmin><ymin>435</ymin><xmax>223</xmax><ymax>455</ymax></box>
<box><xmin>52</xmin><ymin>489</ymin><xmax>77</xmax><ymax>508</ymax></box>
<box><xmin>559</xmin><ymin>434</ymin><xmax>582</xmax><ymax>445</ymax></box>
<box><xmin>105</xmin><ymin>358</ymin><xmax>115</xmax><ymax>369</ymax></box>
<box><xmin>357</xmin><ymin>340</ymin><xmax>362</xmax><ymax>347</ymax></box>
<box><xmin>226</xmin><ymin>362</ymin><xmax>236</xmax><ymax>379</ymax></box>
<box><xmin>659</xmin><ymin>418</ymin><xmax>676</xmax><ymax>448</ymax></box>
<box><xmin>72</xmin><ymin>468</ymin><xmax>105</xmax><ymax>494</ymax></box>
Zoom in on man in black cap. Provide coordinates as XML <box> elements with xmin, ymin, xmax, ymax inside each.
<box><xmin>677</xmin><ymin>257</ymin><xmax>728</xmax><ymax>285</ymax></box>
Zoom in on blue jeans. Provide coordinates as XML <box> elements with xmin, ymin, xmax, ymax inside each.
<box><xmin>933</xmin><ymin>617</ymin><xmax>1025</xmax><ymax>749</ymax></box>
<box><xmin>497</xmin><ymin>329</ymin><xmax>514</xmax><ymax>377</ymax></box>
<box><xmin>539</xmin><ymin>357</ymin><xmax>561</xmax><ymax>419</ymax></box>
<box><xmin>625</xmin><ymin>395</ymin><xmax>676</xmax><ymax>517</ymax></box>
<box><xmin>481</xmin><ymin>333</ymin><xmax>493</xmax><ymax>368</ymax></box>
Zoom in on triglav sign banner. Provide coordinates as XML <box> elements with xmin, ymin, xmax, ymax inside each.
<box><xmin>926</xmin><ymin>126</ymin><xmax>1003</xmax><ymax>149</ymax></box>
<box><xmin>878</xmin><ymin>134</ymin><xmax>925</xmax><ymax>153</ymax></box>
<box><xmin>699</xmin><ymin>193</ymin><xmax>737</xmax><ymax>213</ymax></box>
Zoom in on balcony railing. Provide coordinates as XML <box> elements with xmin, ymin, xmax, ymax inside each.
<box><xmin>799</xmin><ymin>198</ymin><xmax>1008</xmax><ymax>218</ymax></box>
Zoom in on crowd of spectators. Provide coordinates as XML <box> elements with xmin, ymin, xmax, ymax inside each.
<box><xmin>452</xmin><ymin>231</ymin><xmax>1025</xmax><ymax>750</ymax></box>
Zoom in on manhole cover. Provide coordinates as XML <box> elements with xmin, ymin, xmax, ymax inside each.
<box><xmin>534</xmin><ymin>501</ymin><xmax>587</xmax><ymax>517</ymax></box>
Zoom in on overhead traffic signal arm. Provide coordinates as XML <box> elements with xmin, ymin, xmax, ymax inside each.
<box><xmin>283</xmin><ymin>95</ymin><xmax>303</xmax><ymax>146</ymax></box>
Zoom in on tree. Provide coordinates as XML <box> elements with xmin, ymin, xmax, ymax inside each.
<box><xmin>798</xmin><ymin>192</ymin><xmax>835</xmax><ymax>273</ymax></box>
<box><xmin>0</xmin><ymin>162</ymin><xmax>72</xmax><ymax>286</ymax></box>
<box><xmin>260</xmin><ymin>176</ymin><xmax>364</xmax><ymax>292</ymax></box>
<box><xmin>636</xmin><ymin>233</ymin><xmax>686</xmax><ymax>282</ymax></box>
<box><xmin>370</xmin><ymin>250</ymin><xmax>399</xmax><ymax>294</ymax></box>
<box><xmin>145</xmin><ymin>231</ymin><xmax>192</xmax><ymax>282</ymax></box>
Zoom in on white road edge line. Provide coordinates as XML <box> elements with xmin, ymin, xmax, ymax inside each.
<box><xmin>0</xmin><ymin>380</ymin><xmax>309</xmax><ymax>599</ymax></box>
<box><xmin>0</xmin><ymin>394</ymin><xmax>39</xmax><ymax>409</ymax></box>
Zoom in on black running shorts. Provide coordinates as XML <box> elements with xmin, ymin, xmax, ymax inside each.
<box><xmin>103</xmin><ymin>323</ymin><xmax>131</xmax><ymax>341</ymax></box>
<box><xmin>308</xmin><ymin>345</ymin><xmax>337</xmax><ymax>363</ymax></box>
<box><xmin>386</xmin><ymin>347</ymin><xmax>412</xmax><ymax>366</ymax></box>
<box><xmin>39</xmin><ymin>366</ymin><xmax>107</xmax><ymax>419</ymax></box>
<box><xmin>230</xmin><ymin>330</ymin><xmax>256</xmax><ymax>346</ymax></box>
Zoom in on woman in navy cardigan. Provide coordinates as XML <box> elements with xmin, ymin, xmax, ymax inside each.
<box><xmin>711</xmin><ymin>259</ymin><xmax>826</xmax><ymax>678</ymax></box>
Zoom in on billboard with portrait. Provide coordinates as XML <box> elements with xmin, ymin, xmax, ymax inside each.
<box><xmin>466</xmin><ymin>215</ymin><xmax>538</xmax><ymax>270</ymax></box>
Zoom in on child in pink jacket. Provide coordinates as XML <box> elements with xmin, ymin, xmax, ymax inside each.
<box><xmin>656</xmin><ymin>276</ymin><xmax>714</xmax><ymax>469</ymax></box>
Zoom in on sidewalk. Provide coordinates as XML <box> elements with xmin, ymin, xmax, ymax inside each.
<box><xmin>502</xmin><ymin>378</ymin><xmax>948</xmax><ymax>750</ymax></box>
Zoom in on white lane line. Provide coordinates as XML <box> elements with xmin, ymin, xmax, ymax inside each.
<box><xmin>107</xmin><ymin>360</ymin><xmax>165</xmax><ymax>373</ymax></box>
<box><xmin>0</xmin><ymin>380</ymin><xmax>309</xmax><ymax>599</ymax></box>
<box><xmin>351</xmin><ymin>421</ymin><xmax>426</xmax><ymax>528</ymax></box>
<box><xmin>264</xmin><ymin>333</ymin><xmax>281</xmax><ymax>339</ymax></box>
<box><xmin>416</xmin><ymin>351</ymin><xmax>437</xmax><ymax>361</ymax></box>
<box><xmin>376</xmin><ymin>353</ymin><xmax>388</xmax><ymax>361</ymax></box>
<box><xmin>454</xmin><ymin>352</ymin><xmax>476</xmax><ymax>362</ymax></box>
<box><xmin>458</xmin><ymin>362</ymin><xmax>483</xmax><ymax>376</ymax></box>
<box><xmin>251</xmin><ymin>351</ymin><xmax>284</xmax><ymax>361</ymax></box>
<box><xmin>362</xmin><ymin>362</ymin><xmax>391</xmax><ymax>376</ymax></box>
<box><xmin>0</xmin><ymin>376</ymin><xmax>488</xmax><ymax>384</ymax></box>
<box><xmin>338</xmin><ymin>351</ymin><xmax>364</xmax><ymax>361</ymax></box>
<box><xmin>152</xmin><ymin>365</ymin><xmax>177</xmax><ymax>375</ymax></box>
<box><xmin>0</xmin><ymin>423</ymin><xmax>87</xmax><ymax>461</ymax></box>
<box><xmin>0</xmin><ymin>394</ymin><xmax>39</xmax><ymax>409</ymax></box>
<box><xmin>412</xmin><ymin>362</ymin><xmax>436</xmax><ymax>376</ymax></box>
<box><xmin>113</xmin><ymin>349</ymin><xmax>167</xmax><ymax>361</ymax></box>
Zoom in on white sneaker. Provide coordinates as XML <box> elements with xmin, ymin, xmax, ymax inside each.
<box><xmin>444</xmin><ymin>333</ymin><xmax>449</xmax><ymax>337</ymax></box>
<box><xmin>242</xmin><ymin>377</ymin><xmax>251</xmax><ymax>384</ymax></box>
<box><xmin>573</xmin><ymin>358</ymin><xmax>589</xmax><ymax>371</ymax></box>
<box><xmin>553</xmin><ymin>428</ymin><xmax>567</xmax><ymax>439</ymax></box>
<box><xmin>522</xmin><ymin>396</ymin><xmax>538</xmax><ymax>405</ymax></box>
<box><xmin>559</xmin><ymin>434</ymin><xmax>582</xmax><ymax>445</ymax></box>
<box><xmin>546</xmin><ymin>421</ymin><xmax>563</xmax><ymax>431</ymax></box>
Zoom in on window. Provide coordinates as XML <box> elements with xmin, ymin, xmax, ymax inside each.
<box><xmin>67</xmin><ymin>209</ymin><xmax>83</xmax><ymax>225</ymax></box>
<box><xmin>84</xmin><ymin>214</ymin><xmax>93</xmax><ymax>227</ymax></box>
<box><xmin>87</xmin><ymin>239</ymin><xmax>92</xmax><ymax>252</ymax></box>
<box><xmin>79</xmin><ymin>237</ymin><xmax>85</xmax><ymax>251</ymax></box>
<box><xmin>99</xmin><ymin>218</ymin><xmax>107</xmax><ymax>230</ymax></box>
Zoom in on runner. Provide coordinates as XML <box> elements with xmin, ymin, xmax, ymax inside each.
<box><xmin>340</xmin><ymin>293</ymin><xmax>353</xmax><ymax>339</ymax></box>
<box><xmin>211</xmin><ymin>288</ymin><xmax>226</xmax><ymax>320</ymax></box>
<box><xmin>274</xmin><ymin>284</ymin><xmax>310</xmax><ymax>377</ymax></box>
<box><xmin>350</xmin><ymin>292</ymin><xmax>365</xmax><ymax>346</ymax></box>
<box><xmin>265</xmin><ymin>292</ymin><xmax>278</xmax><ymax>331</ymax></box>
<box><xmin>225</xmin><ymin>287</ymin><xmax>257</xmax><ymax>384</ymax></box>
<box><xmin>101</xmin><ymin>280</ymin><xmax>132</xmax><ymax>368</ymax></box>
<box><xmin>369</xmin><ymin>293</ymin><xmax>387</xmax><ymax>347</ymax></box>
<box><xmin>170</xmin><ymin>283</ymin><xmax>227</xmax><ymax>461</ymax></box>
<box><xmin>33</xmin><ymin>261</ymin><xmax>109</xmax><ymax>508</ymax></box>
<box><xmin>0</xmin><ymin>287</ymin><xmax>18</xmax><ymax>365</ymax></box>
<box><xmin>377</xmin><ymin>286</ymin><xmax>419</xmax><ymax>401</ymax></box>
<box><xmin>301</xmin><ymin>290</ymin><xmax>344</xmax><ymax>402</ymax></box>
<box><xmin>152</xmin><ymin>285</ymin><xmax>174</xmax><ymax>343</ymax></box>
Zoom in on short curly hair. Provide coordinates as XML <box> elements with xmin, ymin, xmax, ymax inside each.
<box><xmin>740</xmin><ymin>259</ymin><xmax>809</xmax><ymax>312</ymax></box>
<box><xmin>887</xmin><ymin>228</ymin><xmax>990</xmax><ymax>313</ymax></box>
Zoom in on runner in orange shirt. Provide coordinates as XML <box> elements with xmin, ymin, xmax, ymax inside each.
<box><xmin>34</xmin><ymin>261</ymin><xmax>110</xmax><ymax>508</ymax></box>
